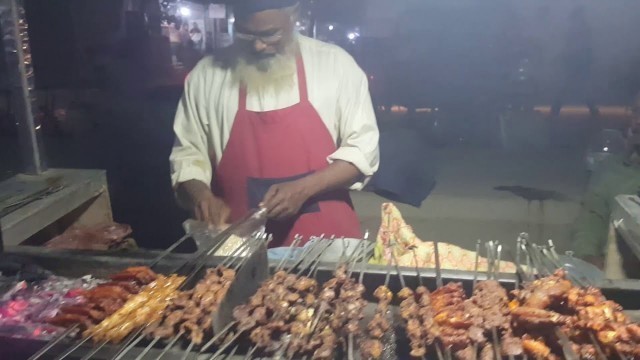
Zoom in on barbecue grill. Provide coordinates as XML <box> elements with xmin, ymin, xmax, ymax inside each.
<box><xmin>2</xmin><ymin>221</ymin><xmax>640</xmax><ymax>359</ymax></box>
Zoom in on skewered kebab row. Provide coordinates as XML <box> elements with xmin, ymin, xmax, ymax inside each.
<box><xmin>462</xmin><ymin>280</ymin><xmax>523</xmax><ymax>357</ymax></box>
<box><xmin>46</xmin><ymin>267</ymin><xmax>158</xmax><ymax>330</ymax></box>
<box><xmin>84</xmin><ymin>274</ymin><xmax>185</xmax><ymax>344</ymax></box>
<box><xmin>230</xmin><ymin>263</ymin><xmax>367</xmax><ymax>360</ymax></box>
<box><xmin>360</xmin><ymin>285</ymin><xmax>393</xmax><ymax>360</ymax></box>
<box><xmin>232</xmin><ymin>270</ymin><xmax>319</xmax><ymax>354</ymax></box>
<box><xmin>398</xmin><ymin>286</ymin><xmax>431</xmax><ymax>358</ymax></box>
<box><xmin>510</xmin><ymin>269</ymin><xmax>640</xmax><ymax>359</ymax></box>
<box><xmin>144</xmin><ymin>266</ymin><xmax>236</xmax><ymax>345</ymax></box>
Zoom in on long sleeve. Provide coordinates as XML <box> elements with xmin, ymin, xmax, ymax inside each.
<box><xmin>571</xmin><ymin>170</ymin><xmax>612</xmax><ymax>259</ymax></box>
<box><xmin>169</xmin><ymin>67</ymin><xmax>213</xmax><ymax>188</ymax></box>
<box><xmin>329</xmin><ymin>56</ymin><xmax>380</xmax><ymax>190</ymax></box>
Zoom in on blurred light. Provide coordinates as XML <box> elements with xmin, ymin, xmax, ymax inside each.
<box><xmin>328</xmin><ymin>25</ymin><xmax>334</xmax><ymax>31</ymax></box>
<box><xmin>35</xmin><ymin>124</ymin><xmax>41</xmax><ymax>130</ymax></box>
<box><xmin>179</xmin><ymin>7</ymin><xmax>191</xmax><ymax>17</ymax></box>
<box><xmin>603</xmin><ymin>146</ymin><xmax>609</xmax><ymax>152</ymax></box>
<box><xmin>347</xmin><ymin>32</ymin><xmax>357</xmax><ymax>40</ymax></box>
<box><xmin>229</xmin><ymin>16</ymin><xmax>235</xmax><ymax>23</ymax></box>
<box><xmin>296</xmin><ymin>21</ymin><xmax>301</xmax><ymax>26</ymax></box>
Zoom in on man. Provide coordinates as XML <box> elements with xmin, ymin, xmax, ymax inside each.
<box><xmin>190</xmin><ymin>22</ymin><xmax>203</xmax><ymax>51</ymax></box>
<box><xmin>572</xmin><ymin>95</ymin><xmax>640</xmax><ymax>269</ymax></box>
<box><xmin>169</xmin><ymin>0</ymin><xmax>380</xmax><ymax>247</ymax></box>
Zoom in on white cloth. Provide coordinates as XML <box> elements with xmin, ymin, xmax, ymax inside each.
<box><xmin>170</xmin><ymin>35</ymin><xmax>380</xmax><ymax>191</ymax></box>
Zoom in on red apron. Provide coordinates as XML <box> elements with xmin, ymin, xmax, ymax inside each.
<box><xmin>214</xmin><ymin>54</ymin><xmax>362</xmax><ymax>247</ymax></box>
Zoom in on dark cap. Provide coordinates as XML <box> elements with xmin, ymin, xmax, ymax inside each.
<box><xmin>234</xmin><ymin>0</ymin><xmax>299</xmax><ymax>18</ymax></box>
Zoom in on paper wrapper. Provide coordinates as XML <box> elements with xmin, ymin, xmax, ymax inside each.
<box><xmin>371</xmin><ymin>203</ymin><xmax>516</xmax><ymax>273</ymax></box>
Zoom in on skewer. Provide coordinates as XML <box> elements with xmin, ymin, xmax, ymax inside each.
<box><xmin>588</xmin><ymin>332</ymin><xmax>608</xmax><ymax>360</ymax></box>
<box><xmin>485</xmin><ymin>241</ymin><xmax>495</xmax><ymax>280</ymax></box>
<box><xmin>495</xmin><ymin>243</ymin><xmax>502</xmax><ymax>279</ymax></box>
<box><xmin>53</xmin><ymin>334</ymin><xmax>92</xmax><ymax>360</ymax></box>
<box><xmin>223</xmin><ymin>344</ymin><xmax>240</xmax><ymax>360</ymax></box>
<box><xmin>444</xmin><ymin>347</ymin><xmax>453</xmax><ymax>360</ymax></box>
<box><xmin>389</xmin><ymin>249</ymin><xmax>406</xmax><ymax>289</ymax></box>
<box><xmin>155</xmin><ymin>331</ymin><xmax>185</xmax><ymax>360</ymax></box>
<box><xmin>555</xmin><ymin>328</ymin><xmax>579</xmax><ymax>360</ymax></box>
<box><xmin>275</xmin><ymin>235</ymin><xmax>303</xmax><ymax>271</ymax></box>
<box><xmin>358</xmin><ymin>241</ymin><xmax>372</xmax><ymax>285</ymax></box>
<box><xmin>515</xmin><ymin>237</ymin><xmax>522</xmax><ymax>288</ymax></box>
<box><xmin>133</xmin><ymin>337</ymin><xmax>159</xmax><ymax>360</ymax></box>
<box><xmin>27</xmin><ymin>325</ymin><xmax>79</xmax><ymax>360</ymax></box>
<box><xmin>347</xmin><ymin>333</ymin><xmax>355</xmax><ymax>360</ymax></box>
<box><xmin>491</xmin><ymin>327</ymin><xmax>501</xmax><ymax>360</ymax></box>
<box><xmin>207</xmin><ymin>330</ymin><xmax>244</xmax><ymax>360</ymax></box>
<box><xmin>199</xmin><ymin>321</ymin><xmax>238</xmax><ymax>353</ymax></box>
<box><xmin>242</xmin><ymin>344</ymin><xmax>257</xmax><ymax>360</ymax></box>
<box><xmin>412</xmin><ymin>248</ymin><xmax>424</xmax><ymax>286</ymax></box>
<box><xmin>435</xmin><ymin>344</ymin><xmax>445</xmax><ymax>360</ymax></box>
<box><xmin>472</xmin><ymin>239</ymin><xmax>481</xmax><ymax>288</ymax></box>
<box><xmin>179</xmin><ymin>341</ymin><xmax>195</xmax><ymax>360</ymax></box>
<box><xmin>433</xmin><ymin>239</ymin><xmax>443</xmax><ymax>288</ymax></box>
<box><xmin>150</xmin><ymin>233</ymin><xmax>193</xmax><ymax>268</ymax></box>
<box><xmin>78</xmin><ymin>341</ymin><xmax>108</xmax><ymax>360</ymax></box>
<box><xmin>111</xmin><ymin>328</ymin><xmax>146</xmax><ymax>360</ymax></box>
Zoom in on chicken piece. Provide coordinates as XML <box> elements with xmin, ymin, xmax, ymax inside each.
<box><xmin>511</xmin><ymin>307</ymin><xmax>570</xmax><ymax>328</ymax></box>
<box><xmin>47</xmin><ymin>313</ymin><xmax>93</xmax><ymax>329</ymax></box>
<box><xmin>522</xmin><ymin>337</ymin><xmax>551</xmax><ymax>358</ymax></box>
<box><xmin>455</xmin><ymin>346</ymin><xmax>476</xmax><ymax>360</ymax></box>
<box><xmin>373</xmin><ymin>285</ymin><xmax>393</xmax><ymax>303</ymax></box>
<box><xmin>501</xmin><ymin>336</ymin><xmax>524</xmax><ymax>356</ymax></box>
<box><xmin>152</xmin><ymin>324</ymin><xmax>177</xmax><ymax>339</ymax></box>
<box><xmin>59</xmin><ymin>305</ymin><xmax>106</xmax><ymax>322</ymax></box>
<box><xmin>293</xmin><ymin>277</ymin><xmax>317</xmax><ymax>292</ymax></box>
<box><xmin>360</xmin><ymin>339</ymin><xmax>384</xmax><ymax>359</ymax></box>
<box><xmin>480</xmin><ymin>343</ymin><xmax>495</xmax><ymax>360</ymax></box>
<box><xmin>249</xmin><ymin>327</ymin><xmax>272</xmax><ymax>348</ymax></box>
<box><xmin>83</xmin><ymin>286</ymin><xmax>131</xmax><ymax>302</ymax></box>
<box><xmin>181</xmin><ymin>321</ymin><xmax>205</xmax><ymax>344</ymax></box>
<box><xmin>397</xmin><ymin>287</ymin><xmax>414</xmax><ymax>300</ymax></box>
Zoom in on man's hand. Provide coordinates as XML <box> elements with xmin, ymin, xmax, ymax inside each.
<box><xmin>176</xmin><ymin>180</ymin><xmax>230</xmax><ymax>227</ymax></box>
<box><xmin>261</xmin><ymin>180</ymin><xmax>312</xmax><ymax>220</ymax></box>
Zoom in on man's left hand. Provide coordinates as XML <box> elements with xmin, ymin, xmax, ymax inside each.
<box><xmin>261</xmin><ymin>180</ymin><xmax>313</xmax><ymax>220</ymax></box>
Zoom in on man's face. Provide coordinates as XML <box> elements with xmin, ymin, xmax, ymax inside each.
<box><xmin>235</xmin><ymin>8</ymin><xmax>296</xmax><ymax>63</ymax></box>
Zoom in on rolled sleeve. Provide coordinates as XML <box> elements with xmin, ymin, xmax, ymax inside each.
<box><xmin>330</xmin><ymin>56</ymin><xmax>380</xmax><ymax>190</ymax></box>
<box><xmin>169</xmin><ymin>65</ymin><xmax>213</xmax><ymax>189</ymax></box>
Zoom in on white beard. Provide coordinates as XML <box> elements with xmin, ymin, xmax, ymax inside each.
<box><xmin>232</xmin><ymin>41</ymin><xmax>297</xmax><ymax>94</ymax></box>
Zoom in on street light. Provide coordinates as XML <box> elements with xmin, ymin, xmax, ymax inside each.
<box><xmin>179</xmin><ymin>6</ymin><xmax>191</xmax><ymax>17</ymax></box>
<box><xmin>328</xmin><ymin>24</ymin><xmax>334</xmax><ymax>30</ymax></box>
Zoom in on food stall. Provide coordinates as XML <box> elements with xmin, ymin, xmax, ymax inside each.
<box><xmin>2</xmin><ymin>1</ymin><xmax>640</xmax><ymax>359</ymax></box>
<box><xmin>0</xmin><ymin>200</ymin><xmax>639</xmax><ymax>359</ymax></box>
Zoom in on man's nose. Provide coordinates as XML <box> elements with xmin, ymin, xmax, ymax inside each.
<box><xmin>253</xmin><ymin>39</ymin><xmax>268</xmax><ymax>53</ymax></box>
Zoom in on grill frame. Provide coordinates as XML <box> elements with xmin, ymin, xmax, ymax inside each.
<box><xmin>2</xmin><ymin>247</ymin><xmax>640</xmax><ymax>360</ymax></box>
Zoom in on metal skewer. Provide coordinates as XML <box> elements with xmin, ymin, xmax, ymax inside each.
<box><xmin>27</xmin><ymin>325</ymin><xmax>78</xmax><ymax>360</ymax></box>
<box><xmin>472</xmin><ymin>239</ymin><xmax>481</xmax><ymax>288</ymax></box>
<box><xmin>199</xmin><ymin>321</ymin><xmax>238</xmax><ymax>354</ymax></box>
<box><xmin>433</xmin><ymin>240</ymin><xmax>443</xmax><ymax>288</ymax></box>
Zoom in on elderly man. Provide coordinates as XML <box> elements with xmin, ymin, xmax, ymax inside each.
<box><xmin>169</xmin><ymin>0</ymin><xmax>379</xmax><ymax>247</ymax></box>
<box><xmin>572</xmin><ymin>95</ymin><xmax>640</xmax><ymax>269</ymax></box>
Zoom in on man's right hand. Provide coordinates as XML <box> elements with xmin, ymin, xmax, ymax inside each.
<box><xmin>176</xmin><ymin>180</ymin><xmax>230</xmax><ymax>228</ymax></box>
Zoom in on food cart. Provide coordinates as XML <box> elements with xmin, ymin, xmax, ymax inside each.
<box><xmin>2</xmin><ymin>1</ymin><xmax>640</xmax><ymax>359</ymax></box>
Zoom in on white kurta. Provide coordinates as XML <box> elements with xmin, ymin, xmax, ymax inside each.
<box><xmin>170</xmin><ymin>35</ymin><xmax>380</xmax><ymax>190</ymax></box>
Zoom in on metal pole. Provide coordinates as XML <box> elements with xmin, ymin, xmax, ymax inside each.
<box><xmin>1</xmin><ymin>0</ymin><xmax>47</xmax><ymax>175</ymax></box>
